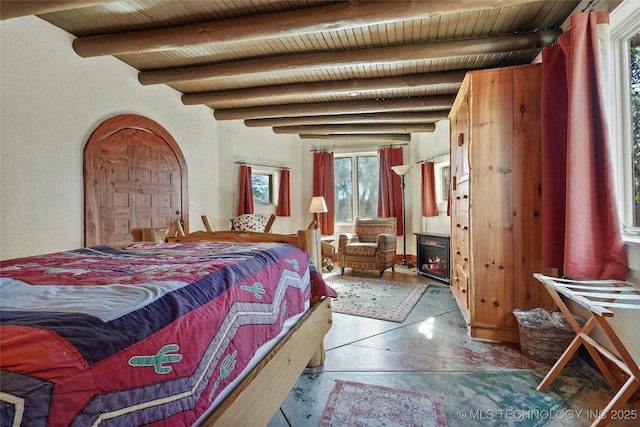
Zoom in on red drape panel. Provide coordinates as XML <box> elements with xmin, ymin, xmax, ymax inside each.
<box><xmin>421</xmin><ymin>162</ymin><xmax>439</xmax><ymax>217</ymax></box>
<box><xmin>312</xmin><ymin>152</ymin><xmax>335</xmax><ymax>235</ymax></box>
<box><xmin>541</xmin><ymin>12</ymin><xmax>627</xmax><ymax>280</ymax></box>
<box><xmin>276</xmin><ymin>169</ymin><xmax>291</xmax><ymax>216</ymax></box>
<box><xmin>237</xmin><ymin>165</ymin><xmax>254</xmax><ymax>215</ymax></box>
<box><xmin>377</xmin><ymin>147</ymin><xmax>404</xmax><ymax>236</ymax></box>
<box><xmin>541</xmin><ymin>45</ymin><xmax>569</xmax><ymax>268</ymax></box>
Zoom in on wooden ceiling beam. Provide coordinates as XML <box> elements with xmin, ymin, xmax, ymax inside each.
<box><xmin>244</xmin><ymin>111</ymin><xmax>450</xmax><ymax>127</ymax></box>
<box><xmin>299</xmin><ymin>134</ymin><xmax>412</xmax><ymax>141</ymax></box>
<box><xmin>139</xmin><ymin>29</ymin><xmax>560</xmax><ymax>85</ymax></box>
<box><xmin>273</xmin><ymin>124</ymin><xmax>436</xmax><ymax>134</ymax></box>
<box><xmin>0</xmin><ymin>1</ymin><xmax>111</xmax><ymax>20</ymax></box>
<box><xmin>213</xmin><ymin>95</ymin><xmax>455</xmax><ymax>121</ymax></box>
<box><xmin>72</xmin><ymin>0</ymin><xmax>540</xmax><ymax>57</ymax></box>
<box><xmin>182</xmin><ymin>71</ymin><xmax>465</xmax><ymax>107</ymax></box>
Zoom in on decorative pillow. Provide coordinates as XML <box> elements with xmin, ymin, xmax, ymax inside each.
<box><xmin>232</xmin><ymin>214</ymin><xmax>268</xmax><ymax>232</ymax></box>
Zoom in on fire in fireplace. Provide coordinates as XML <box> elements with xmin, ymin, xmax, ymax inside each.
<box><xmin>415</xmin><ymin>233</ymin><xmax>450</xmax><ymax>283</ymax></box>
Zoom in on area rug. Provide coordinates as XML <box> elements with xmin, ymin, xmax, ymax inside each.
<box><xmin>325</xmin><ymin>275</ymin><xmax>428</xmax><ymax>322</ymax></box>
<box><xmin>319</xmin><ymin>380</ymin><xmax>448</xmax><ymax>427</ymax></box>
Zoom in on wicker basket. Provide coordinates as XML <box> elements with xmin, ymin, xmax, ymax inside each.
<box><xmin>513</xmin><ymin>308</ymin><xmax>584</xmax><ymax>364</ymax></box>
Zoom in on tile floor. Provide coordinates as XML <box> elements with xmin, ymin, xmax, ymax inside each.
<box><xmin>268</xmin><ymin>269</ymin><xmax>639</xmax><ymax>427</ymax></box>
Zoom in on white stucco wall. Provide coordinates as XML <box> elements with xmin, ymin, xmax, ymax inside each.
<box><xmin>0</xmin><ymin>15</ymin><xmax>309</xmax><ymax>260</ymax></box>
<box><xmin>0</xmin><ymin>16</ymin><xmax>220</xmax><ymax>259</ymax></box>
<box><xmin>213</xmin><ymin>120</ymin><xmax>309</xmax><ymax>234</ymax></box>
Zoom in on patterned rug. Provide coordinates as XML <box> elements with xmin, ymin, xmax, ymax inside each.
<box><xmin>319</xmin><ymin>380</ymin><xmax>448</xmax><ymax>427</ymax></box>
<box><xmin>325</xmin><ymin>275</ymin><xmax>428</xmax><ymax>322</ymax></box>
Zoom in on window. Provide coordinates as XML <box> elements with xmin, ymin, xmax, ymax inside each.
<box><xmin>434</xmin><ymin>162</ymin><xmax>450</xmax><ymax>203</ymax></box>
<box><xmin>334</xmin><ymin>154</ymin><xmax>379</xmax><ymax>223</ymax></box>
<box><xmin>631</xmin><ymin>33</ymin><xmax>640</xmax><ymax>227</ymax></box>
<box><xmin>611</xmin><ymin>1</ymin><xmax>640</xmax><ymax>234</ymax></box>
<box><xmin>442</xmin><ymin>166</ymin><xmax>451</xmax><ymax>201</ymax></box>
<box><xmin>252</xmin><ymin>173</ymin><xmax>273</xmax><ymax>205</ymax></box>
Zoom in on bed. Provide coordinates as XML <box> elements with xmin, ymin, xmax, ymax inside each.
<box><xmin>0</xmin><ymin>229</ymin><xmax>335</xmax><ymax>426</ymax></box>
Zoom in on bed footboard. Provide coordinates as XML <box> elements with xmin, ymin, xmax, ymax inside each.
<box><xmin>168</xmin><ymin>228</ymin><xmax>323</xmax><ymax>272</ymax></box>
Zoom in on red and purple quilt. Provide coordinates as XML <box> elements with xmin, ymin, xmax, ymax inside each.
<box><xmin>0</xmin><ymin>241</ymin><xmax>335</xmax><ymax>426</ymax></box>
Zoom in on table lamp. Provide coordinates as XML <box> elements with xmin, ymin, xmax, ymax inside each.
<box><xmin>309</xmin><ymin>196</ymin><xmax>328</xmax><ymax>234</ymax></box>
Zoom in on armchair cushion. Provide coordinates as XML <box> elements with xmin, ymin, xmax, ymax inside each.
<box><xmin>341</xmin><ymin>242</ymin><xmax>378</xmax><ymax>257</ymax></box>
<box><xmin>338</xmin><ymin>217</ymin><xmax>397</xmax><ymax>276</ymax></box>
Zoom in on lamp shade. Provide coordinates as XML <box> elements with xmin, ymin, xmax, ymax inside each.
<box><xmin>309</xmin><ymin>196</ymin><xmax>328</xmax><ymax>213</ymax></box>
<box><xmin>391</xmin><ymin>164</ymin><xmax>414</xmax><ymax>176</ymax></box>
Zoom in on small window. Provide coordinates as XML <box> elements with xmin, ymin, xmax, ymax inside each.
<box><xmin>252</xmin><ymin>173</ymin><xmax>273</xmax><ymax>205</ymax></box>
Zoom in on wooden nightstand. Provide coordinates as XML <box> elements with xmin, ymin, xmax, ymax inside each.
<box><xmin>320</xmin><ymin>236</ymin><xmax>335</xmax><ymax>271</ymax></box>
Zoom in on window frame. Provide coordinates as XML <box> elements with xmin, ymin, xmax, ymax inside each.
<box><xmin>333</xmin><ymin>151</ymin><xmax>379</xmax><ymax>225</ymax></box>
<box><xmin>251</xmin><ymin>170</ymin><xmax>275</xmax><ymax>205</ymax></box>
<box><xmin>433</xmin><ymin>156</ymin><xmax>451</xmax><ymax>212</ymax></box>
<box><xmin>610</xmin><ymin>0</ymin><xmax>640</xmax><ymax>237</ymax></box>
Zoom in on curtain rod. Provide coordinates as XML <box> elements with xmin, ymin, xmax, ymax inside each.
<box><xmin>416</xmin><ymin>152</ymin><xmax>449</xmax><ymax>164</ymax></box>
<box><xmin>581</xmin><ymin>0</ymin><xmax>596</xmax><ymax>12</ymax></box>
<box><xmin>235</xmin><ymin>161</ymin><xmax>289</xmax><ymax>170</ymax></box>
<box><xmin>310</xmin><ymin>142</ymin><xmax>408</xmax><ymax>152</ymax></box>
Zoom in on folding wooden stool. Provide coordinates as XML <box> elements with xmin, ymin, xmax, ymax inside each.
<box><xmin>533</xmin><ymin>273</ymin><xmax>640</xmax><ymax>427</ymax></box>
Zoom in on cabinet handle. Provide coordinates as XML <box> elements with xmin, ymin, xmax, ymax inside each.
<box><xmin>463</xmin><ymin>195</ymin><xmax>468</xmax><ymax>199</ymax></box>
<box><xmin>457</xmin><ymin>133</ymin><xmax>465</xmax><ymax>146</ymax></box>
<box><xmin>456</xmin><ymin>250</ymin><xmax>461</xmax><ymax>255</ymax></box>
<box><xmin>463</xmin><ymin>226</ymin><xmax>468</xmax><ymax>230</ymax></box>
<box><xmin>463</xmin><ymin>257</ymin><xmax>469</xmax><ymax>262</ymax></box>
<box><xmin>460</xmin><ymin>287</ymin><xmax>467</xmax><ymax>293</ymax></box>
<box><xmin>456</xmin><ymin>224</ymin><xmax>461</xmax><ymax>228</ymax></box>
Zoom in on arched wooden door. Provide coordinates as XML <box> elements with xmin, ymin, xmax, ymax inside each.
<box><xmin>84</xmin><ymin>114</ymin><xmax>188</xmax><ymax>246</ymax></box>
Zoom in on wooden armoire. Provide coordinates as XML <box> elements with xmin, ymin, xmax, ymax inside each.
<box><xmin>448</xmin><ymin>64</ymin><xmax>554</xmax><ymax>343</ymax></box>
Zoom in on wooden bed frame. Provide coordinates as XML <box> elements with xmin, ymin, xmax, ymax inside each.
<box><xmin>168</xmin><ymin>228</ymin><xmax>332</xmax><ymax>426</ymax></box>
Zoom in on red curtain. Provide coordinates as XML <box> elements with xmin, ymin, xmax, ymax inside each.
<box><xmin>276</xmin><ymin>169</ymin><xmax>291</xmax><ymax>216</ymax></box>
<box><xmin>421</xmin><ymin>162</ymin><xmax>439</xmax><ymax>217</ymax></box>
<box><xmin>237</xmin><ymin>164</ymin><xmax>254</xmax><ymax>215</ymax></box>
<box><xmin>377</xmin><ymin>146</ymin><xmax>404</xmax><ymax>236</ymax></box>
<box><xmin>541</xmin><ymin>12</ymin><xmax>627</xmax><ymax>280</ymax></box>
<box><xmin>312</xmin><ymin>152</ymin><xmax>335</xmax><ymax>235</ymax></box>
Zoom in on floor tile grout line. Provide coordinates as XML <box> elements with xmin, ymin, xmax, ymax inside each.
<box><xmin>305</xmin><ymin>368</ymin><xmax>547</xmax><ymax>374</ymax></box>
<box><xmin>324</xmin><ymin>310</ymin><xmax>458</xmax><ymax>351</ymax></box>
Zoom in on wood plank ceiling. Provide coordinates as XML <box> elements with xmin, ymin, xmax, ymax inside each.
<box><xmin>0</xmin><ymin>0</ymin><xmax>621</xmax><ymax>146</ymax></box>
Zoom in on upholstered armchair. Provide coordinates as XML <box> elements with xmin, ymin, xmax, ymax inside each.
<box><xmin>338</xmin><ymin>217</ymin><xmax>397</xmax><ymax>276</ymax></box>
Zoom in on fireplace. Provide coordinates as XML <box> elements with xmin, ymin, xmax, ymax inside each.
<box><xmin>414</xmin><ymin>233</ymin><xmax>450</xmax><ymax>283</ymax></box>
